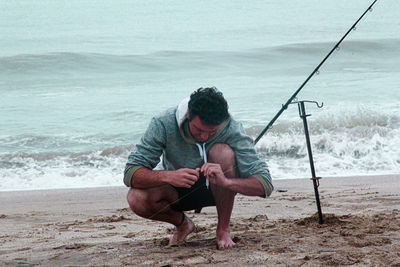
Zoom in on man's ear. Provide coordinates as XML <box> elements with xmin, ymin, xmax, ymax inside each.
<box><xmin>187</xmin><ymin>108</ymin><xmax>190</xmax><ymax>120</ymax></box>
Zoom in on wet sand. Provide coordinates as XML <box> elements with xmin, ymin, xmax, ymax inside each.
<box><xmin>1</xmin><ymin>174</ymin><xmax>399</xmax><ymax>266</ymax></box>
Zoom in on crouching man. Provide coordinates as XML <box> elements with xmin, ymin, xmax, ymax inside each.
<box><xmin>124</xmin><ymin>87</ymin><xmax>273</xmax><ymax>249</ymax></box>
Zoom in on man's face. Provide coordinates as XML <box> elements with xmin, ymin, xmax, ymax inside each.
<box><xmin>188</xmin><ymin>116</ymin><xmax>219</xmax><ymax>142</ymax></box>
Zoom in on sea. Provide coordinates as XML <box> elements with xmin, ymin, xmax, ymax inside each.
<box><xmin>1</xmin><ymin>0</ymin><xmax>399</xmax><ymax>191</ymax></box>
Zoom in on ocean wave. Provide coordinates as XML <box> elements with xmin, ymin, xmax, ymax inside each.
<box><xmin>254</xmin><ymin>120</ymin><xmax>400</xmax><ymax>179</ymax></box>
<box><xmin>1</xmin><ymin>102</ymin><xmax>399</xmax><ymax>190</ymax></box>
<box><xmin>0</xmin><ymin>142</ymin><xmax>132</xmax><ymax>191</ymax></box>
<box><xmin>0</xmin><ymin>143</ymin><xmax>133</xmax><ymax>170</ymax></box>
<box><xmin>246</xmin><ymin>104</ymin><xmax>400</xmax><ymax>137</ymax></box>
<box><xmin>1</xmin><ymin>38</ymin><xmax>398</xmax><ymax>76</ymax></box>
<box><xmin>1</xmin><ymin>104</ymin><xmax>399</xmax><ymax>164</ymax></box>
<box><xmin>1</xmin><ymin>125</ymin><xmax>398</xmax><ymax>190</ymax></box>
<box><xmin>247</xmin><ymin>103</ymin><xmax>400</xmax><ymax>178</ymax></box>
<box><xmin>266</xmin><ymin>38</ymin><xmax>400</xmax><ymax>55</ymax></box>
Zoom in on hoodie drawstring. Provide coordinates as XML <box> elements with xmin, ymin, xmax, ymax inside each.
<box><xmin>196</xmin><ymin>142</ymin><xmax>209</xmax><ymax>188</ymax></box>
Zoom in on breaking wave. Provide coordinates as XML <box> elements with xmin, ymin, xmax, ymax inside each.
<box><xmin>1</xmin><ymin>103</ymin><xmax>399</xmax><ymax>191</ymax></box>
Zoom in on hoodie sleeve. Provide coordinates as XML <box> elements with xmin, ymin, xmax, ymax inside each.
<box><xmin>124</xmin><ymin>117</ymin><xmax>167</xmax><ymax>187</ymax></box>
<box><xmin>226</xmin><ymin>122</ymin><xmax>273</xmax><ymax>197</ymax></box>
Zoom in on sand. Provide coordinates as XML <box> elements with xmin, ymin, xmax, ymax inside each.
<box><xmin>1</xmin><ymin>174</ymin><xmax>399</xmax><ymax>266</ymax></box>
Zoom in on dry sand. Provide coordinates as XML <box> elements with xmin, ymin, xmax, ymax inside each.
<box><xmin>1</xmin><ymin>174</ymin><xmax>399</xmax><ymax>266</ymax></box>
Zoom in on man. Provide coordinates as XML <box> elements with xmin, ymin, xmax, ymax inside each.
<box><xmin>124</xmin><ymin>87</ymin><xmax>273</xmax><ymax>249</ymax></box>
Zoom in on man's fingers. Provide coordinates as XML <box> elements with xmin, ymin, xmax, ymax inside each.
<box><xmin>200</xmin><ymin>163</ymin><xmax>213</xmax><ymax>173</ymax></box>
<box><xmin>205</xmin><ymin>166</ymin><xmax>218</xmax><ymax>177</ymax></box>
<box><xmin>185</xmin><ymin>173</ymin><xmax>199</xmax><ymax>182</ymax></box>
<box><xmin>183</xmin><ymin>169</ymin><xmax>200</xmax><ymax>186</ymax></box>
<box><xmin>200</xmin><ymin>165</ymin><xmax>205</xmax><ymax>173</ymax></box>
<box><xmin>186</xmin><ymin>176</ymin><xmax>197</xmax><ymax>185</ymax></box>
<box><xmin>201</xmin><ymin>163</ymin><xmax>222</xmax><ymax>174</ymax></box>
<box><xmin>185</xmin><ymin>168</ymin><xmax>200</xmax><ymax>178</ymax></box>
<box><xmin>181</xmin><ymin>178</ymin><xmax>195</xmax><ymax>188</ymax></box>
<box><xmin>178</xmin><ymin>169</ymin><xmax>199</xmax><ymax>180</ymax></box>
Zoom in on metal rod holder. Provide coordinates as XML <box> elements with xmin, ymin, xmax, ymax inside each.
<box><xmin>291</xmin><ymin>100</ymin><xmax>324</xmax><ymax>224</ymax></box>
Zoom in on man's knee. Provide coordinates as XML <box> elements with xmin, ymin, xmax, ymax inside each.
<box><xmin>208</xmin><ymin>143</ymin><xmax>236</xmax><ymax>166</ymax></box>
<box><xmin>127</xmin><ymin>188</ymin><xmax>140</xmax><ymax>211</ymax></box>
<box><xmin>127</xmin><ymin>186</ymin><xmax>178</xmax><ymax>216</ymax></box>
<box><xmin>127</xmin><ymin>188</ymin><xmax>155</xmax><ymax>215</ymax></box>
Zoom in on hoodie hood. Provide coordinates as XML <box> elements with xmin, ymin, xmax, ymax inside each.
<box><xmin>175</xmin><ymin>97</ymin><xmax>190</xmax><ymax>127</ymax></box>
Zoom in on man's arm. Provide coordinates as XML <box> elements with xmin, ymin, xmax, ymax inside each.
<box><xmin>131</xmin><ymin>167</ymin><xmax>200</xmax><ymax>189</ymax></box>
<box><xmin>201</xmin><ymin>163</ymin><xmax>265</xmax><ymax>196</ymax></box>
<box><xmin>225</xmin><ymin>120</ymin><xmax>273</xmax><ymax>197</ymax></box>
<box><xmin>222</xmin><ymin>176</ymin><xmax>265</xmax><ymax>196</ymax></box>
<box><xmin>124</xmin><ymin>117</ymin><xmax>166</xmax><ymax>187</ymax></box>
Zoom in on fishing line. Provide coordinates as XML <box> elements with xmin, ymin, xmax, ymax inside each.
<box><xmin>147</xmin><ymin>165</ymin><xmax>246</xmax><ymax>221</ymax></box>
<box><xmin>148</xmin><ymin>183</ymin><xmax>204</xmax><ymax>220</ymax></box>
<box><xmin>147</xmin><ymin>0</ymin><xmax>378</xmax><ymax>222</ymax></box>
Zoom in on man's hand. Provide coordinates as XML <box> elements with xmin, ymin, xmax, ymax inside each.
<box><xmin>168</xmin><ymin>168</ymin><xmax>199</xmax><ymax>188</ymax></box>
<box><xmin>200</xmin><ymin>163</ymin><xmax>231</xmax><ymax>188</ymax></box>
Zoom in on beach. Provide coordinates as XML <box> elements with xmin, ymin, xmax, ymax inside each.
<box><xmin>1</xmin><ymin>1</ymin><xmax>399</xmax><ymax>266</ymax></box>
<box><xmin>1</xmin><ymin>174</ymin><xmax>399</xmax><ymax>266</ymax></box>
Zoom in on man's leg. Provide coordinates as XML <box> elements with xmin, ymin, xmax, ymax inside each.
<box><xmin>208</xmin><ymin>143</ymin><xmax>237</xmax><ymax>249</ymax></box>
<box><xmin>127</xmin><ymin>185</ymin><xmax>195</xmax><ymax>245</ymax></box>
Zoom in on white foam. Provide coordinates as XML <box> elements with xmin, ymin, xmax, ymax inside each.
<box><xmin>255</xmin><ymin>116</ymin><xmax>400</xmax><ymax>179</ymax></box>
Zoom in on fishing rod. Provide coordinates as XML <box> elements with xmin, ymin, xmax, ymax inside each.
<box><xmin>148</xmin><ymin>0</ymin><xmax>379</xmax><ymax>222</ymax></box>
<box><xmin>254</xmin><ymin>0</ymin><xmax>378</xmax><ymax>145</ymax></box>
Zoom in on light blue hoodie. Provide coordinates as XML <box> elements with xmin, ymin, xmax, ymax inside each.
<box><xmin>124</xmin><ymin>98</ymin><xmax>273</xmax><ymax>197</ymax></box>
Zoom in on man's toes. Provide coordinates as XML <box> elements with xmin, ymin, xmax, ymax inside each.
<box><xmin>217</xmin><ymin>241</ymin><xmax>235</xmax><ymax>250</ymax></box>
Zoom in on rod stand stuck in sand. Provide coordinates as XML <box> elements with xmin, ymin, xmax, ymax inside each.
<box><xmin>291</xmin><ymin>100</ymin><xmax>324</xmax><ymax>224</ymax></box>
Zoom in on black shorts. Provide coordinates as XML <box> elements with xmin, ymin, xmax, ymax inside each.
<box><xmin>171</xmin><ymin>174</ymin><xmax>216</xmax><ymax>211</ymax></box>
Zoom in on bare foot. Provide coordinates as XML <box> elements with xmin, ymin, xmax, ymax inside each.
<box><xmin>216</xmin><ymin>230</ymin><xmax>236</xmax><ymax>249</ymax></box>
<box><xmin>168</xmin><ymin>215</ymin><xmax>195</xmax><ymax>246</ymax></box>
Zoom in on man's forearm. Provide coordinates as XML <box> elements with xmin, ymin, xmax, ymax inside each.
<box><xmin>224</xmin><ymin>176</ymin><xmax>265</xmax><ymax>196</ymax></box>
<box><xmin>131</xmin><ymin>167</ymin><xmax>171</xmax><ymax>189</ymax></box>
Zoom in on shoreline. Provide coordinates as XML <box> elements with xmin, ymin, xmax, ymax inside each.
<box><xmin>1</xmin><ymin>174</ymin><xmax>399</xmax><ymax>266</ymax></box>
<box><xmin>1</xmin><ymin>172</ymin><xmax>399</xmax><ymax>194</ymax></box>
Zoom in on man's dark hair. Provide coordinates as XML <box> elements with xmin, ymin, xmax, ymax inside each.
<box><xmin>188</xmin><ymin>87</ymin><xmax>229</xmax><ymax>125</ymax></box>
